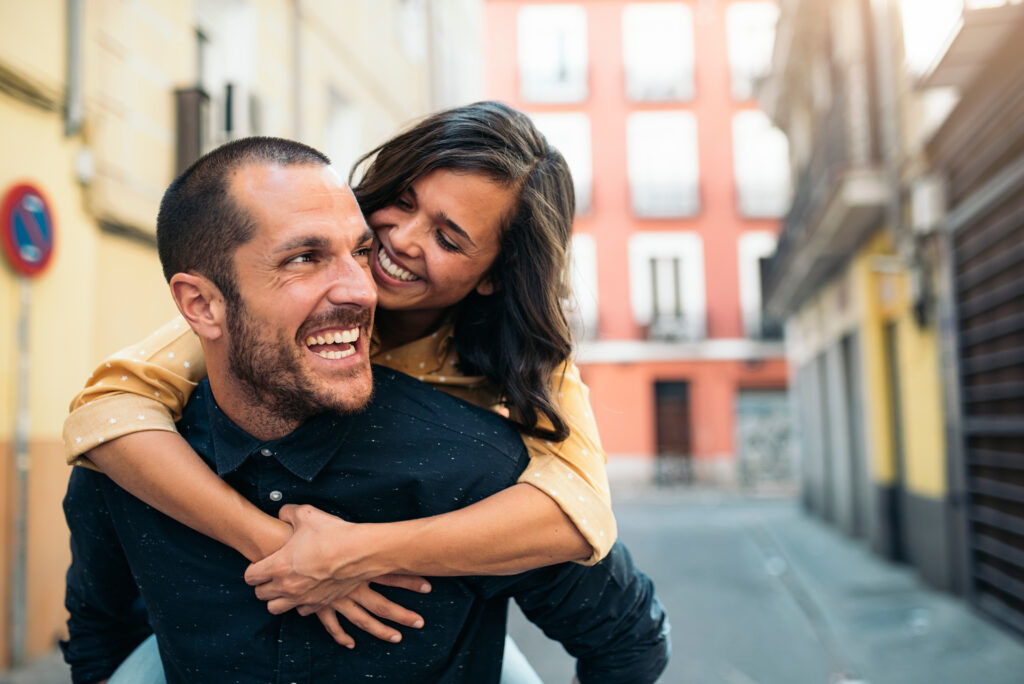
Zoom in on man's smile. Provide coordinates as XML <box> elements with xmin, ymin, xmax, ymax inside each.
<box><xmin>303</xmin><ymin>327</ymin><xmax>360</xmax><ymax>360</ymax></box>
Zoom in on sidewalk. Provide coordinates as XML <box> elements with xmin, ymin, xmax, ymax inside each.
<box><xmin>510</xmin><ymin>488</ymin><xmax>1024</xmax><ymax>683</ymax></box>
<box><xmin>0</xmin><ymin>650</ymin><xmax>65</xmax><ymax>684</ymax></box>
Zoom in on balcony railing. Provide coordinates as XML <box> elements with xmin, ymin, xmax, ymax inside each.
<box><xmin>762</xmin><ymin>88</ymin><xmax>884</xmax><ymax>311</ymax></box>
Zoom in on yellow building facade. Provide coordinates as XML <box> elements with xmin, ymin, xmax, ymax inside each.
<box><xmin>1</xmin><ymin>0</ymin><xmax>476</xmax><ymax>667</ymax></box>
<box><xmin>761</xmin><ymin>0</ymin><xmax>957</xmax><ymax>592</ymax></box>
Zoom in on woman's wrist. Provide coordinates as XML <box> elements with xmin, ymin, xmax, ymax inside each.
<box><xmin>329</xmin><ymin>521</ymin><xmax>410</xmax><ymax>581</ymax></box>
<box><xmin>244</xmin><ymin>515</ymin><xmax>293</xmax><ymax>562</ymax></box>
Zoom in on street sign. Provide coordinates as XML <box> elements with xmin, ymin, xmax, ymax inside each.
<box><xmin>2</xmin><ymin>183</ymin><xmax>55</xmax><ymax>277</ymax></box>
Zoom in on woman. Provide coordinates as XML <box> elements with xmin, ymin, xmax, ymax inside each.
<box><xmin>65</xmin><ymin>102</ymin><xmax>614</xmax><ymax>677</ymax></box>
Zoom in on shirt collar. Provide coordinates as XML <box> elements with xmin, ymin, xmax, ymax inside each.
<box><xmin>199</xmin><ymin>382</ymin><xmax>354</xmax><ymax>481</ymax></box>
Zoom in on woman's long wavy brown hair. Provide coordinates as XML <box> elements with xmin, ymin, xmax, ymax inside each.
<box><xmin>352</xmin><ymin>101</ymin><xmax>575</xmax><ymax>441</ymax></box>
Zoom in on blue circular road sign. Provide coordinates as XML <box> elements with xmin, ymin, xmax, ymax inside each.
<box><xmin>2</xmin><ymin>183</ymin><xmax>55</xmax><ymax>277</ymax></box>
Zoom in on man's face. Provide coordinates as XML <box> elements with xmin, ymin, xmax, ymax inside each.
<box><xmin>225</xmin><ymin>162</ymin><xmax>376</xmax><ymax>422</ymax></box>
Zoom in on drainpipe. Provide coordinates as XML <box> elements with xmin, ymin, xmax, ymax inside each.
<box><xmin>870</xmin><ymin>0</ymin><xmax>904</xmax><ymax>243</ymax></box>
<box><xmin>291</xmin><ymin>0</ymin><xmax>303</xmax><ymax>140</ymax></box>
<box><xmin>65</xmin><ymin>0</ymin><xmax>83</xmax><ymax>136</ymax></box>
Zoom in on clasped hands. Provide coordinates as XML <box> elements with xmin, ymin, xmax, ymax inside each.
<box><xmin>243</xmin><ymin>504</ymin><xmax>430</xmax><ymax>648</ymax></box>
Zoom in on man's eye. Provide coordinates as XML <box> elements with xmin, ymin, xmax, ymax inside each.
<box><xmin>288</xmin><ymin>253</ymin><xmax>314</xmax><ymax>264</ymax></box>
<box><xmin>353</xmin><ymin>247</ymin><xmax>372</xmax><ymax>259</ymax></box>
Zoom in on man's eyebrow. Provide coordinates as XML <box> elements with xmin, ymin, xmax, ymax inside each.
<box><xmin>356</xmin><ymin>227</ymin><xmax>374</xmax><ymax>244</ymax></box>
<box><xmin>407</xmin><ymin>186</ymin><xmax>476</xmax><ymax>248</ymax></box>
<box><xmin>272</xmin><ymin>235</ymin><xmax>330</xmax><ymax>254</ymax></box>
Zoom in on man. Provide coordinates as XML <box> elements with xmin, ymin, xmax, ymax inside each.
<box><xmin>61</xmin><ymin>137</ymin><xmax>669</xmax><ymax>683</ymax></box>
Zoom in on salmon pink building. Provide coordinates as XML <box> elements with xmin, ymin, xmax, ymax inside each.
<box><xmin>484</xmin><ymin>0</ymin><xmax>792</xmax><ymax>485</ymax></box>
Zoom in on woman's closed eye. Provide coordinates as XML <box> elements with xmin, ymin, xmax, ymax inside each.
<box><xmin>434</xmin><ymin>230</ymin><xmax>461</xmax><ymax>253</ymax></box>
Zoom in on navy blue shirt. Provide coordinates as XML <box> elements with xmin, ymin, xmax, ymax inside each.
<box><xmin>63</xmin><ymin>366</ymin><xmax>669</xmax><ymax>683</ymax></box>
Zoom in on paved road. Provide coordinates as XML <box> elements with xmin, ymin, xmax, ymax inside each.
<box><xmin>6</xmin><ymin>489</ymin><xmax>1024</xmax><ymax>684</ymax></box>
<box><xmin>510</xmin><ymin>489</ymin><xmax>1024</xmax><ymax>684</ymax></box>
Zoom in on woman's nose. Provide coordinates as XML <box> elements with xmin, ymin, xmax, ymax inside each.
<box><xmin>388</xmin><ymin>216</ymin><xmax>425</xmax><ymax>257</ymax></box>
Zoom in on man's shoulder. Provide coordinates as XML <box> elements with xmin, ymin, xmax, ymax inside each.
<box><xmin>368</xmin><ymin>365</ymin><xmax>526</xmax><ymax>457</ymax></box>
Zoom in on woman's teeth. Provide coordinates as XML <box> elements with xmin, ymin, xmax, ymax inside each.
<box><xmin>378</xmin><ymin>246</ymin><xmax>419</xmax><ymax>282</ymax></box>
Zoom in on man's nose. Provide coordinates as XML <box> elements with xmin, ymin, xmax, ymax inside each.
<box><xmin>325</xmin><ymin>258</ymin><xmax>377</xmax><ymax>310</ymax></box>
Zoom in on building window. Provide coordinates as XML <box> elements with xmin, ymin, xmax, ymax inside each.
<box><xmin>325</xmin><ymin>90</ymin><xmax>363</xmax><ymax>181</ymax></box>
<box><xmin>517</xmin><ymin>4</ymin><xmax>588</xmax><ymax>103</ymax></box>
<box><xmin>622</xmin><ymin>3</ymin><xmax>694</xmax><ymax>101</ymax></box>
<box><xmin>627</xmin><ymin>111</ymin><xmax>700</xmax><ymax>217</ymax></box>
<box><xmin>737</xmin><ymin>231</ymin><xmax>781</xmax><ymax>339</ymax></box>
<box><xmin>568</xmin><ymin>233</ymin><xmax>599</xmax><ymax>339</ymax></box>
<box><xmin>629</xmin><ymin>232</ymin><xmax>705</xmax><ymax>340</ymax></box>
<box><xmin>530</xmin><ymin>113</ymin><xmax>593</xmax><ymax>214</ymax></box>
<box><xmin>732</xmin><ymin>109</ymin><xmax>791</xmax><ymax>218</ymax></box>
<box><xmin>196</xmin><ymin>0</ymin><xmax>257</xmax><ymax>147</ymax></box>
<box><xmin>726</xmin><ymin>2</ymin><xmax>779</xmax><ymax>101</ymax></box>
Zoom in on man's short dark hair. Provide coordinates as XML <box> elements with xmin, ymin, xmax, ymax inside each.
<box><xmin>156</xmin><ymin>137</ymin><xmax>330</xmax><ymax>301</ymax></box>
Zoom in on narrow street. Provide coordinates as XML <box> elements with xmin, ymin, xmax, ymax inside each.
<box><xmin>6</xmin><ymin>489</ymin><xmax>1024</xmax><ymax>684</ymax></box>
<box><xmin>510</xmin><ymin>488</ymin><xmax>1024</xmax><ymax>684</ymax></box>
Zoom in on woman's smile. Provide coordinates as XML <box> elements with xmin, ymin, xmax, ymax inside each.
<box><xmin>375</xmin><ymin>242</ymin><xmax>420</xmax><ymax>282</ymax></box>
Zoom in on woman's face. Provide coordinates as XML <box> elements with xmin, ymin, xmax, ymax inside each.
<box><xmin>368</xmin><ymin>168</ymin><xmax>515</xmax><ymax>322</ymax></box>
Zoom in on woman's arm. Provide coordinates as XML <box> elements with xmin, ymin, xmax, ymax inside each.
<box><xmin>245</xmin><ymin>483</ymin><xmax>589</xmax><ymax>614</ymax></box>
<box><xmin>515</xmin><ymin>360</ymin><xmax>618</xmax><ymax>565</ymax></box>
<box><xmin>87</xmin><ymin>432</ymin><xmax>289</xmax><ymax>561</ymax></box>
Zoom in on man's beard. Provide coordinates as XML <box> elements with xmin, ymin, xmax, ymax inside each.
<box><xmin>226</xmin><ymin>297</ymin><xmax>373</xmax><ymax>425</ymax></box>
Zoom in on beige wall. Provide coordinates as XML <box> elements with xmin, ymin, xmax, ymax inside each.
<box><xmin>1</xmin><ymin>0</ymin><xmax>455</xmax><ymax>668</ymax></box>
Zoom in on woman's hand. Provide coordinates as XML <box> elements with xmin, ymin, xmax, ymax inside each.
<box><xmin>244</xmin><ymin>504</ymin><xmax>411</xmax><ymax>611</ymax></box>
<box><xmin>244</xmin><ymin>504</ymin><xmax>431</xmax><ymax>646</ymax></box>
<box><xmin>306</xmin><ymin>579</ymin><xmax>428</xmax><ymax>648</ymax></box>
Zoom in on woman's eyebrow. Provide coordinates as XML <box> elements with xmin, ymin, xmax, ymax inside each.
<box><xmin>407</xmin><ymin>185</ymin><xmax>476</xmax><ymax>248</ymax></box>
<box><xmin>437</xmin><ymin>211</ymin><xmax>476</xmax><ymax>248</ymax></box>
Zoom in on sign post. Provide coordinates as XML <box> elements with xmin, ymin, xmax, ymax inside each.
<box><xmin>2</xmin><ymin>182</ymin><xmax>54</xmax><ymax>666</ymax></box>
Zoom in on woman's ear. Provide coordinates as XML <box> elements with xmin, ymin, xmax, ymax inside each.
<box><xmin>169</xmin><ymin>272</ymin><xmax>227</xmax><ymax>341</ymax></box>
<box><xmin>475</xmin><ymin>274</ymin><xmax>498</xmax><ymax>296</ymax></box>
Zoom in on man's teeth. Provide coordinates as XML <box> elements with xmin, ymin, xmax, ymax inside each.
<box><xmin>305</xmin><ymin>329</ymin><xmax>359</xmax><ymax>347</ymax></box>
<box><xmin>305</xmin><ymin>328</ymin><xmax>360</xmax><ymax>359</ymax></box>
<box><xmin>316</xmin><ymin>348</ymin><xmax>356</xmax><ymax>360</ymax></box>
<box><xmin>378</xmin><ymin>247</ymin><xmax>419</xmax><ymax>282</ymax></box>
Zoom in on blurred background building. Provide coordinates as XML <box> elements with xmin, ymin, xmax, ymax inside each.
<box><xmin>760</xmin><ymin>0</ymin><xmax>1024</xmax><ymax>636</ymax></box>
<box><xmin>0</xmin><ymin>0</ymin><xmax>482</xmax><ymax>667</ymax></box>
<box><xmin>484</xmin><ymin>0</ymin><xmax>793</xmax><ymax>490</ymax></box>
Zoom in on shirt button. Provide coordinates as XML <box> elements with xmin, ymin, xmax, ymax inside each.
<box><xmin>269</xmin><ymin>490</ymin><xmax>283</xmax><ymax>502</ymax></box>
<box><xmin>259</xmin><ymin>448</ymin><xmax>273</xmax><ymax>457</ymax></box>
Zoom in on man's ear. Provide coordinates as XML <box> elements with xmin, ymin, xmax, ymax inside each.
<box><xmin>169</xmin><ymin>272</ymin><xmax>227</xmax><ymax>341</ymax></box>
